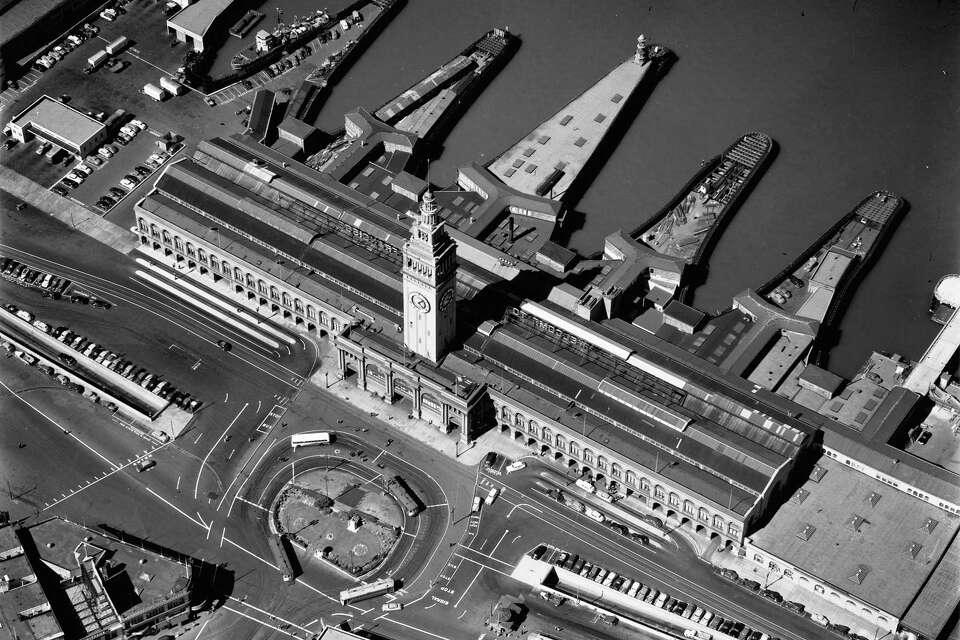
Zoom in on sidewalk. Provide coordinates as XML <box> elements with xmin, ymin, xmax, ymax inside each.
<box><xmin>310</xmin><ymin>343</ymin><xmax>530</xmax><ymax>468</ymax></box>
<box><xmin>708</xmin><ymin>546</ymin><xmax>890</xmax><ymax>640</ymax></box>
<box><xmin>0</xmin><ymin>166</ymin><xmax>138</xmax><ymax>253</ymax></box>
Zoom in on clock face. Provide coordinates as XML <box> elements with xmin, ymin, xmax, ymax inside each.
<box><xmin>440</xmin><ymin>289</ymin><xmax>454</xmax><ymax>311</ymax></box>
<box><xmin>410</xmin><ymin>292</ymin><xmax>431</xmax><ymax>312</ymax></box>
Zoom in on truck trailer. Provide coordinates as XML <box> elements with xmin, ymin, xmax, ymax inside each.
<box><xmin>86</xmin><ymin>50</ymin><xmax>108</xmax><ymax>71</ymax></box>
<box><xmin>105</xmin><ymin>36</ymin><xmax>129</xmax><ymax>55</ymax></box>
<box><xmin>143</xmin><ymin>83</ymin><xmax>168</xmax><ymax>102</ymax></box>
<box><xmin>159</xmin><ymin>76</ymin><xmax>185</xmax><ymax>96</ymax></box>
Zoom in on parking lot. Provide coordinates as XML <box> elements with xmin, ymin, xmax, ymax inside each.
<box><xmin>68</xmin><ymin>129</ymin><xmax>169</xmax><ymax>212</ymax></box>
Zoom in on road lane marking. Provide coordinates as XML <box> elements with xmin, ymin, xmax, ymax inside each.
<box><xmin>223</xmin><ymin>435</ymin><xmax>279</xmax><ymax>515</ymax></box>
<box><xmin>194</xmin><ymin>617</ymin><xmax>211</xmax><ymax>640</ymax></box>
<box><xmin>221</xmin><ymin>604</ymin><xmax>298</xmax><ymax>638</ymax></box>
<box><xmin>454</xmin><ymin>568</ymin><xmax>483</xmax><ymax>609</ymax></box>
<box><xmin>489</xmin><ymin>529</ymin><xmax>510</xmax><ymax>557</ymax></box>
<box><xmin>379</xmin><ymin>615</ymin><xmax>452</xmax><ymax>640</ymax></box>
<box><xmin>194</xmin><ymin>402</ymin><xmax>248</xmax><ymax>499</ymax></box>
<box><xmin>234</xmin><ymin>496</ymin><xmax>268</xmax><ymax>511</ymax></box>
<box><xmin>142</xmin><ymin>488</ymin><xmax>208</xmax><ymax>530</ymax></box>
<box><xmin>227</xmin><ymin>596</ymin><xmax>313</xmax><ymax>633</ymax></box>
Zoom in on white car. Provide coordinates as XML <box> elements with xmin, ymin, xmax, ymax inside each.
<box><xmin>120</xmin><ymin>178</ymin><xmax>137</xmax><ymax>189</ymax></box>
<box><xmin>75</xmin><ymin>163</ymin><xmax>92</xmax><ymax>175</ymax></box>
<box><xmin>595</xmin><ymin>490</ymin><xmax>614</xmax><ymax>503</ymax></box>
<box><xmin>131</xmin><ymin>119</ymin><xmax>146</xmax><ymax>130</ymax></box>
<box><xmin>484</xmin><ymin>487</ymin><xmax>499</xmax><ymax>505</ymax></box>
<box><xmin>381</xmin><ymin>602</ymin><xmax>402</xmax><ymax>612</ymax></box>
<box><xmin>471</xmin><ymin>496</ymin><xmax>481</xmax><ymax>513</ymax></box>
<box><xmin>585</xmin><ymin>507</ymin><xmax>605</xmax><ymax>523</ymax></box>
<box><xmin>67</xmin><ymin>171</ymin><xmax>85</xmax><ymax>182</ymax></box>
<box><xmin>98</xmin><ymin>146</ymin><xmax>114</xmax><ymax>158</ymax></box>
<box><xmin>575</xmin><ymin>478</ymin><xmax>595</xmax><ymax>493</ymax></box>
<box><xmin>505</xmin><ymin>461</ymin><xmax>526</xmax><ymax>474</ymax></box>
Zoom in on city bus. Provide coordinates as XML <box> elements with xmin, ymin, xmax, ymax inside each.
<box><xmin>290</xmin><ymin>431</ymin><xmax>333</xmax><ymax>449</ymax></box>
<box><xmin>384</xmin><ymin>474</ymin><xmax>420</xmax><ymax>517</ymax></box>
<box><xmin>339</xmin><ymin>578</ymin><xmax>396</xmax><ymax>605</ymax></box>
<box><xmin>267</xmin><ymin>533</ymin><xmax>296</xmax><ymax>583</ymax></box>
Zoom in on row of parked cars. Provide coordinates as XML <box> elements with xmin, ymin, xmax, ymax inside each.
<box><xmin>532</xmin><ymin>545</ymin><xmax>783</xmax><ymax>640</ymax></box>
<box><xmin>0</xmin><ymin>258</ymin><xmax>70</xmax><ymax>297</ymax></box>
<box><xmin>714</xmin><ymin>569</ymin><xmax>866</xmax><ymax>640</ymax></box>
<box><xmin>2</xmin><ymin>338</ymin><xmax>115</xmax><ymax>409</ymax></box>
<box><xmin>47</xmin><ymin>325</ymin><xmax>202</xmax><ymax>413</ymax></box>
<box><xmin>31</xmin><ymin>24</ymin><xmax>99</xmax><ymax>72</ymax></box>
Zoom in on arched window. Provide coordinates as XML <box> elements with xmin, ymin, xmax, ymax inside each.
<box><xmin>528</xmin><ymin>420</ymin><xmax>538</xmax><ymax>436</ymax></box>
<box><xmin>555</xmin><ymin>434</ymin><xmax>566</xmax><ymax>450</ymax></box>
<box><xmin>138</xmin><ymin>218</ymin><xmax>148</xmax><ymax>231</ymax></box>
<box><xmin>221</xmin><ymin>261</ymin><xmax>230</xmax><ymax>275</ymax></box>
<box><xmin>174</xmin><ymin>236</ymin><xmax>183</xmax><ymax>251</ymax></box>
<box><xmin>728</xmin><ymin>523</ymin><xmax>740</xmax><ymax>537</ymax></box>
<box><xmin>161</xmin><ymin>230</ymin><xmax>172</xmax><ymax>244</ymax></box>
<box><xmin>683</xmin><ymin>500</ymin><xmax>695</xmax><ymax>514</ymax></box>
<box><xmin>596</xmin><ymin>456</ymin><xmax>608</xmax><ymax>472</ymax></box>
<box><xmin>501</xmin><ymin>407</ymin><xmax>511</xmax><ymax>422</ymax></box>
<box><xmin>611</xmin><ymin>463</ymin><xmax>622</xmax><ymax>479</ymax></box>
<box><xmin>698</xmin><ymin>507</ymin><xmax>709</xmax><ymax>522</ymax></box>
<box><xmin>210</xmin><ymin>256</ymin><xmax>220</xmax><ymax>270</ymax></box>
<box><xmin>541</xmin><ymin>427</ymin><xmax>552</xmax><ymax>443</ymax></box>
<box><xmin>668</xmin><ymin>492</ymin><xmax>680</xmax><ymax>507</ymax></box>
<box><xmin>282</xmin><ymin>292</ymin><xmax>292</xmax><ymax>307</ymax></box>
<box><xmin>713</xmin><ymin>515</ymin><xmax>724</xmax><ymax>530</ymax></box>
<box><xmin>624</xmin><ymin>470</ymin><xmax>637</xmax><ymax>487</ymax></box>
<box><xmin>197</xmin><ymin>248</ymin><xmax>207</xmax><ymax>263</ymax></box>
<box><xmin>246</xmin><ymin>273</ymin><xmax>255</xmax><ymax>288</ymax></box>
<box><xmin>639</xmin><ymin>477</ymin><xmax>651</xmax><ymax>493</ymax></box>
<box><xmin>514</xmin><ymin>414</ymin><xmax>524</xmax><ymax>428</ymax></box>
<box><xmin>306</xmin><ymin>305</ymin><xmax>316</xmax><ymax>319</ymax></box>
<box><xmin>269</xmin><ymin>286</ymin><xmax>279</xmax><ymax>301</ymax></box>
<box><xmin>150</xmin><ymin>223</ymin><xmax>159</xmax><ymax>239</ymax></box>
<box><xmin>568</xmin><ymin>441</ymin><xmax>580</xmax><ymax>457</ymax></box>
<box><xmin>582</xmin><ymin>448</ymin><xmax>595</xmax><ymax>464</ymax></box>
<box><xmin>257</xmin><ymin>280</ymin><xmax>267</xmax><ymax>294</ymax></box>
<box><xmin>234</xmin><ymin>267</ymin><xmax>243</xmax><ymax>282</ymax></box>
<box><xmin>186</xmin><ymin>242</ymin><xmax>196</xmax><ymax>257</ymax></box>
<box><xmin>654</xmin><ymin>485</ymin><xmax>665</xmax><ymax>499</ymax></box>
<box><xmin>294</xmin><ymin>298</ymin><xmax>304</xmax><ymax>313</ymax></box>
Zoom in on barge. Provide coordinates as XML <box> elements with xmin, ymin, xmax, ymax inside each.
<box><xmin>757</xmin><ymin>191</ymin><xmax>904</xmax><ymax>325</ymax></box>
<box><xmin>631</xmin><ymin>132</ymin><xmax>773</xmax><ymax>270</ymax></box>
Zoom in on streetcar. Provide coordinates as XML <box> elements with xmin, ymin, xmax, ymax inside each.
<box><xmin>339</xmin><ymin>578</ymin><xmax>397</xmax><ymax>605</ymax></box>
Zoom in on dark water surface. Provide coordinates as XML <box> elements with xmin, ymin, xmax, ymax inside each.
<box><xmin>314</xmin><ymin>0</ymin><xmax>959</xmax><ymax>378</ymax></box>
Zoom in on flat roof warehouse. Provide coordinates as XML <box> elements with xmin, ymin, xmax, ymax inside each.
<box><xmin>7</xmin><ymin>95</ymin><xmax>106</xmax><ymax>154</ymax></box>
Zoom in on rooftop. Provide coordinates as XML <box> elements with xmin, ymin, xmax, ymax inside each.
<box><xmin>487</xmin><ymin>54</ymin><xmax>652</xmax><ymax>200</ymax></box>
<box><xmin>9</xmin><ymin>95</ymin><xmax>105</xmax><ymax>148</ymax></box>
<box><xmin>748</xmin><ymin>456</ymin><xmax>960</xmax><ymax>618</ymax></box>
<box><xmin>166</xmin><ymin>0</ymin><xmax>237</xmax><ymax>38</ymax></box>
<box><xmin>27</xmin><ymin>518</ymin><xmax>190</xmax><ymax>609</ymax></box>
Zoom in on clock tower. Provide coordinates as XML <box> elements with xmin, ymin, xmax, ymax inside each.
<box><xmin>402</xmin><ymin>191</ymin><xmax>458</xmax><ymax>363</ymax></box>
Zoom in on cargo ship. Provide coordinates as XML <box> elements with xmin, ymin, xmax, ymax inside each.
<box><xmin>631</xmin><ymin>132</ymin><xmax>773</xmax><ymax>271</ymax></box>
<box><xmin>756</xmin><ymin>190</ymin><xmax>904</xmax><ymax>354</ymax></box>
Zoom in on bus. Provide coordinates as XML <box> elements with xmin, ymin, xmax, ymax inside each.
<box><xmin>384</xmin><ymin>474</ymin><xmax>420</xmax><ymax>517</ymax></box>
<box><xmin>339</xmin><ymin>578</ymin><xmax>396</xmax><ymax>605</ymax></box>
<box><xmin>290</xmin><ymin>431</ymin><xmax>333</xmax><ymax>449</ymax></box>
<box><xmin>267</xmin><ymin>533</ymin><xmax>296</xmax><ymax>583</ymax></box>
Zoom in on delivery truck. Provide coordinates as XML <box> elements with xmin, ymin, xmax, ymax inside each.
<box><xmin>143</xmin><ymin>83</ymin><xmax>168</xmax><ymax>102</ymax></box>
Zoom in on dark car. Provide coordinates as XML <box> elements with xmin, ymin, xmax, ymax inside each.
<box><xmin>134</xmin><ymin>165</ymin><xmax>151</xmax><ymax>176</ymax></box>
<box><xmin>484</xmin><ymin>451</ymin><xmax>499</xmax><ymax>467</ymax></box>
<box><xmin>630</xmin><ymin>532</ymin><xmax>650</xmax><ymax>545</ymax></box>
<box><xmin>217</xmin><ymin>339</ymin><xmax>231</xmax><ymax>351</ymax></box>
<box><xmin>57</xmin><ymin>353</ymin><xmax>77</xmax><ymax>366</ymax></box>
<box><xmin>918</xmin><ymin>430</ymin><xmax>932</xmax><ymax>445</ymax></box>
<box><xmin>52</xmin><ymin>185</ymin><xmax>69</xmax><ymax>196</ymax></box>
<box><xmin>109</xmin><ymin>187</ymin><xmax>126</xmax><ymax>198</ymax></box>
<box><xmin>91</xmin><ymin>299</ymin><xmax>111</xmax><ymax>310</ymax></box>
<box><xmin>739</xmin><ymin>579</ymin><xmax>761</xmax><ymax>592</ymax></box>
<box><xmin>530</xmin><ymin>545</ymin><xmax>547</xmax><ymax>561</ymax></box>
<box><xmin>761</xmin><ymin>589</ymin><xmax>783</xmax><ymax>603</ymax></box>
<box><xmin>95</xmin><ymin>200</ymin><xmax>110</xmax><ymax>211</ymax></box>
<box><xmin>782</xmin><ymin>600</ymin><xmax>805</xmax><ymax>614</ymax></box>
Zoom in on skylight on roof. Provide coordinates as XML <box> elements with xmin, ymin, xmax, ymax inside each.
<box><xmin>809</xmin><ymin>465</ymin><xmax>827</xmax><ymax>482</ymax></box>
<box><xmin>848</xmin><ymin>565</ymin><xmax>870</xmax><ymax>585</ymax></box>
<box><xmin>846</xmin><ymin>514</ymin><xmax>866</xmax><ymax>532</ymax></box>
<box><xmin>865</xmin><ymin>491</ymin><xmax>881</xmax><ymax>507</ymax></box>
<box><xmin>791</xmin><ymin>488</ymin><xmax>810</xmax><ymax>504</ymax></box>
<box><xmin>796</xmin><ymin>523</ymin><xmax>816</xmax><ymax>541</ymax></box>
<box><xmin>921</xmin><ymin>517</ymin><xmax>939</xmax><ymax>534</ymax></box>
<box><xmin>906</xmin><ymin>541</ymin><xmax>922</xmax><ymax>558</ymax></box>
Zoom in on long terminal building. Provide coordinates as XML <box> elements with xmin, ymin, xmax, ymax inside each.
<box><xmin>132</xmin><ymin>32</ymin><xmax>960</xmax><ymax>640</ymax></box>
